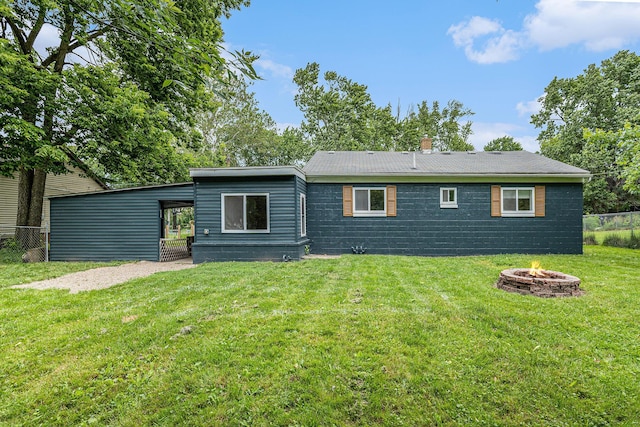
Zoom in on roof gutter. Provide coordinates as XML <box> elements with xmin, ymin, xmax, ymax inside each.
<box><xmin>304</xmin><ymin>173</ymin><xmax>591</xmax><ymax>184</ymax></box>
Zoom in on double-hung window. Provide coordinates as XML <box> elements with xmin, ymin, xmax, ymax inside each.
<box><xmin>222</xmin><ymin>194</ymin><xmax>269</xmax><ymax>232</ymax></box>
<box><xmin>353</xmin><ymin>187</ymin><xmax>386</xmax><ymax>217</ymax></box>
<box><xmin>440</xmin><ymin>187</ymin><xmax>458</xmax><ymax>208</ymax></box>
<box><xmin>501</xmin><ymin>187</ymin><xmax>534</xmax><ymax>217</ymax></box>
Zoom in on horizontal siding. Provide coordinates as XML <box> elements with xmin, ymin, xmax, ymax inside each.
<box><xmin>0</xmin><ymin>167</ymin><xmax>103</xmax><ymax>226</ymax></box>
<box><xmin>50</xmin><ymin>184</ymin><xmax>193</xmax><ymax>261</ymax></box>
<box><xmin>194</xmin><ymin>176</ymin><xmax>299</xmax><ymax>244</ymax></box>
<box><xmin>307</xmin><ymin>183</ymin><xmax>583</xmax><ymax>256</ymax></box>
<box><xmin>0</xmin><ymin>175</ymin><xmax>19</xmax><ymax>226</ymax></box>
<box><xmin>192</xmin><ymin>241</ymin><xmax>307</xmax><ymax>263</ymax></box>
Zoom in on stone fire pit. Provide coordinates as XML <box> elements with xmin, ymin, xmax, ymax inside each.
<box><xmin>496</xmin><ymin>268</ymin><xmax>583</xmax><ymax>298</ymax></box>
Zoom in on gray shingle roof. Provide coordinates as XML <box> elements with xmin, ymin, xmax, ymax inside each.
<box><xmin>303</xmin><ymin>151</ymin><xmax>590</xmax><ymax>182</ymax></box>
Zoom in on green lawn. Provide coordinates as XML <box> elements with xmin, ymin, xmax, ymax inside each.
<box><xmin>1</xmin><ymin>247</ymin><xmax>639</xmax><ymax>426</ymax></box>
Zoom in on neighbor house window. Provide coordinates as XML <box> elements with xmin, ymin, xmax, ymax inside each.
<box><xmin>440</xmin><ymin>188</ymin><xmax>458</xmax><ymax>208</ymax></box>
<box><xmin>300</xmin><ymin>194</ymin><xmax>307</xmax><ymax>237</ymax></box>
<box><xmin>501</xmin><ymin>187</ymin><xmax>534</xmax><ymax>217</ymax></box>
<box><xmin>222</xmin><ymin>194</ymin><xmax>269</xmax><ymax>232</ymax></box>
<box><xmin>353</xmin><ymin>187</ymin><xmax>386</xmax><ymax>217</ymax></box>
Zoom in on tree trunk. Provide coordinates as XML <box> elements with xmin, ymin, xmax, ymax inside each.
<box><xmin>28</xmin><ymin>169</ymin><xmax>47</xmax><ymax>226</ymax></box>
<box><xmin>16</xmin><ymin>167</ymin><xmax>47</xmax><ymax>227</ymax></box>
<box><xmin>15</xmin><ymin>167</ymin><xmax>47</xmax><ymax>251</ymax></box>
<box><xmin>16</xmin><ymin>167</ymin><xmax>34</xmax><ymax>227</ymax></box>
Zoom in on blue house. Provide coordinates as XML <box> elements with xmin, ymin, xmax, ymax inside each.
<box><xmin>303</xmin><ymin>150</ymin><xmax>590</xmax><ymax>256</ymax></box>
<box><xmin>49</xmin><ymin>150</ymin><xmax>589</xmax><ymax>262</ymax></box>
<box><xmin>189</xmin><ymin>166</ymin><xmax>309</xmax><ymax>262</ymax></box>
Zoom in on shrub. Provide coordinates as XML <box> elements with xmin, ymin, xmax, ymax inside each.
<box><xmin>583</xmin><ymin>216</ymin><xmax>601</xmax><ymax>231</ymax></box>
<box><xmin>583</xmin><ymin>233</ymin><xmax>598</xmax><ymax>245</ymax></box>
<box><xmin>602</xmin><ymin>234</ymin><xmax>628</xmax><ymax>248</ymax></box>
<box><xmin>627</xmin><ymin>233</ymin><xmax>640</xmax><ymax>249</ymax></box>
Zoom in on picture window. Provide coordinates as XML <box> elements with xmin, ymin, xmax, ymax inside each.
<box><xmin>222</xmin><ymin>194</ymin><xmax>269</xmax><ymax>232</ymax></box>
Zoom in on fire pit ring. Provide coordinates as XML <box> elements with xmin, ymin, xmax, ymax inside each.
<box><xmin>496</xmin><ymin>269</ymin><xmax>584</xmax><ymax>298</ymax></box>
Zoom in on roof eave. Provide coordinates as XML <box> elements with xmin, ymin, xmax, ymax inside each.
<box><xmin>190</xmin><ymin>166</ymin><xmax>306</xmax><ymax>181</ymax></box>
<box><xmin>304</xmin><ymin>173</ymin><xmax>591</xmax><ymax>184</ymax></box>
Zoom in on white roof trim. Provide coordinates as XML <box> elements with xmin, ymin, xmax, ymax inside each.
<box><xmin>190</xmin><ymin>166</ymin><xmax>306</xmax><ymax>181</ymax></box>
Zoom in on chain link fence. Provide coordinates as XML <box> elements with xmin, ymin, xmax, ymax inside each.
<box><xmin>583</xmin><ymin>212</ymin><xmax>638</xmax><ymax>234</ymax></box>
<box><xmin>0</xmin><ymin>225</ymin><xmax>49</xmax><ymax>263</ymax></box>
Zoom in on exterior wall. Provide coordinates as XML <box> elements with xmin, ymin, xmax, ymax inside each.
<box><xmin>306</xmin><ymin>182</ymin><xmax>583</xmax><ymax>256</ymax></box>
<box><xmin>192</xmin><ymin>176</ymin><xmax>309</xmax><ymax>262</ymax></box>
<box><xmin>50</xmin><ymin>184</ymin><xmax>193</xmax><ymax>261</ymax></box>
<box><xmin>0</xmin><ymin>166</ymin><xmax>104</xmax><ymax>226</ymax></box>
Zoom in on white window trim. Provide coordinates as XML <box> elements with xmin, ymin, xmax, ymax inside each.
<box><xmin>440</xmin><ymin>187</ymin><xmax>458</xmax><ymax>209</ymax></box>
<box><xmin>221</xmin><ymin>193</ymin><xmax>270</xmax><ymax>233</ymax></box>
<box><xmin>501</xmin><ymin>187</ymin><xmax>535</xmax><ymax>217</ymax></box>
<box><xmin>352</xmin><ymin>187</ymin><xmax>387</xmax><ymax>217</ymax></box>
<box><xmin>300</xmin><ymin>193</ymin><xmax>307</xmax><ymax>237</ymax></box>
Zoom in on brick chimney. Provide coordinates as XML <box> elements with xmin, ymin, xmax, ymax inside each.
<box><xmin>420</xmin><ymin>136</ymin><xmax>433</xmax><ymax>154</ymax></box>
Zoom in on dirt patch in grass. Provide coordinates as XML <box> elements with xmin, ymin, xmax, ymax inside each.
<box><xmin>10</xmin><ymin>259</ymin><xmax>196</xmax><ymax>293</ymax></box>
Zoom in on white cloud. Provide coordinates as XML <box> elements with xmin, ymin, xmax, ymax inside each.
<box><xmin>449</xmin><ymin>0</ymin><xmax>640</xmax><ymax>63</ymax></box>
<box><xmin>447</xmin><ymin>17</ymin><xmax>523</xmax><ymax>64</ymax></box>
<box><xmin>526</xmin><ymin>0</ymin><xmax>640</xmax><ymax>51</ymax></box>
<box><xmin>468</xmin><ymin>122</ymin><xmax>540</xmax><ymax>152</ymax></box>
<box><xmin>255</xmin><ymin>58</ymin><xmax>294</xmax><ymax>80</ymax></box>
<box><xmin>516</xmin><ymin>96</ymin><xmax>543</xmax><ymax>117</ymax></box>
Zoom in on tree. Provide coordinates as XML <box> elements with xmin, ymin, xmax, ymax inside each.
<box><xmin>198</xmin><ymin>76</ymin><xmax>309</xmax><ymax>167</ymax></box>
<box><xmin>1</xmin><ymin>0</ymin><xmax>255</xmax><ymax>229</ymax></box>
<box><xmin>293</xmin><ymin>62</ymin><xmax>398</xmax><ymax>152</ymax></box>
<box><xmin>395</xmin><ymin>100</ymin><xmax>474</xmax><ymax>152</ymax></box>
<box><xmin>293</xmin><ymin>62</ymin><xmax>474</xmax><ymax>153</ymax></box>
<box><xmin>617</xmin><ymin>123</ymin><xmax>640</xmax><ymax>196</ymax></box>
<box><xmin>583</xmin><ymin>124</ymin><xmax>640</xmax><ymax>211</ymax></box>
<box><xmin>483</xmin><ymin>136</ymin><xmax>523</xmax><ymax>151</ymax></box>
<box><xmin>531</xmin><ymin>50</ymin><xmax>640</xmax><ymax>212</ymax></box>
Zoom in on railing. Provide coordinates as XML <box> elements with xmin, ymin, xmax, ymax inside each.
<box><xmin>0</xmin><ymin>224</ymin><xmax>49</xmax><ymax>262</ymax></box>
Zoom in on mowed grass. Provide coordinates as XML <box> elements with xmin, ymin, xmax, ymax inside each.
<box><xmin>1</xmin><ymin>247</ymin><xmax>639</xmax><ymax>426</ymax></box>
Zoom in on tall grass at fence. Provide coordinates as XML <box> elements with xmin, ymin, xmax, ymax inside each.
<box><xmin>583</xmin><ymin>212</ymin><xmax>638</xmax><ymax>249</ymax></box>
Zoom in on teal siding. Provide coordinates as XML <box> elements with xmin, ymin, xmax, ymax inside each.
<box><xmin>192</xmin><ymin>176</ymin><xmax>309</xmax><ymax>262</ymax></box>
<box><xmin>306</xmin><ymin>183</ymin><xmax>583</xmax><ymax>256</ymax></box>
<box><xmin>50</xmin><ymin>184</ymin><xmax>193</xmax><ymax>261</ymax></box>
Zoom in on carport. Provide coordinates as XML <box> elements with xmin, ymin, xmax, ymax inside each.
<box><xmin>49</xmin><ymin>183</ymin><xmax>194</xmax><ymax>262</ymax></box>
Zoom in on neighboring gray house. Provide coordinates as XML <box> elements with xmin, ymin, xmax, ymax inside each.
<box><xmin>49</xmin><ymin>150</ymin><xmax>590</xmax><ymax>262</ymax></box>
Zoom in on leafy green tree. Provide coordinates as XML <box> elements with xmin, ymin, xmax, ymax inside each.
<box><xmin>532</xmin><ymin>50</ymin><xmax>640</xmax><ymax>212</ymax></box>
<box><xmin>293</xmin><ymin>62</ymin><xmax>397</xmax><ymax>152</ymax></box>
<box><xmin>396</xmin><ymin>100</ymin><xmax>474</xmax><ymax>152</ymax></box>
<box><xmin>617</xmin><ymin>124</ymin><xmax>640</xmax><ymax>195</ymax></box>
<box><xmin>583</xmin><ymin>124</ymin><xmax>640</xmax><ymax>211</ymax></box>
<box><xmin>1</xmin><ymin>0</ymin><xmax>255</xmax><ymax>228</ymax></box>
<box><xmin>198</xmin><ymin>76</ymin><xmax>309</xmax><ymax>167</ymax></box>
<box><xmin>483</xmin><ymin>136</ymin><xmax>523</xmax><ymax>151</ymax></box>
<box><xmin>293</xmin><ymin>62</ymin><xmax>474</xmax><ymax>153</ymax></box>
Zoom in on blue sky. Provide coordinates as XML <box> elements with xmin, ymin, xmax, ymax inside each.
<box><xmin>221</xmin><ymin>0</ymin><xmax>640</xmax><ymax>152</ymax></box>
